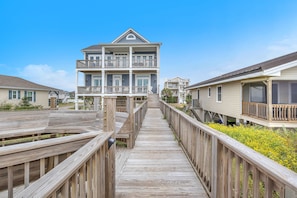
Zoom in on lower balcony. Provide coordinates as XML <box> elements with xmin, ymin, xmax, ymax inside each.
<box><xmin>242</xmin><ymin>102</ymin><xmax>297</xmax><ymax>121</ymax></box>
<box><xmin>77</xmin><ymin>86</ymin><xmax>149</xmax><ymax>95</ymax></box>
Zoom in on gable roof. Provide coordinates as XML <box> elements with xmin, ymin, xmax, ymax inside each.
<box><xmin>112</xmin><ymin>28</ymin><xmax>150</xmax><ymax>44</ymax></box>
<box><xmin>187</xmin><ymin>51</ymin><xmax>297</xmax><ymax>89</ymax></box>
<box><xmin>0</xmin><ymin>75</ymin><xmax>58</xmax><ymax>91</ymax></box>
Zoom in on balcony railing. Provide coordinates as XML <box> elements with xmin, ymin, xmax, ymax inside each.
<box><xmin>242</xmin><ymin>102</ymin><xmax>297</xmax><ymax>121</ymax></box>
<box><xmin>77</xmin><ymin>86</ymin><xmax>149</xmax><ymax>95</ymax></box>
<box><xmin>76</xmin><ymin>59</ymin><xmax>157</xmax><ymax>69</ymax></box>
<box><xmin>272</xmin><ymin>104</ymin><xmax>297</xmax><ymax>121</ymax></box>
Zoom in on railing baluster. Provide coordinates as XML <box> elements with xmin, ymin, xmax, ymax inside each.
<box><xmin>8</xmin><ymin>166</ymin><xmax>13</xmax><ymax>198</ymax></box>
<box><xmin>24</xmin><ymin>162</ymin><xmax>30</xmax><ymax>188</ymax></box>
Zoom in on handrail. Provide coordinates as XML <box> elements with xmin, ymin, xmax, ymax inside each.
<box><xmin>160</xmin><ymin>100</ymin><xmax>297</xmax><ymax>198</ymax></box>
<box><xmin>0</xmin><ymin>132</ymin><xmax>99</xmax><ymax>197</ymax></box>
<box><xmin>16</xmin><ymin>132</ymin><xmax>114</xmax><ymax>198</ymax></box>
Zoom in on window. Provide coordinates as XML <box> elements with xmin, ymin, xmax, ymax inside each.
<box><xmin>24</xmin><ymin>91</ymin><xmax>36</xmax><ymax>102</ymax></box>
<box><xmin>272</xmin><ymin>83</ymin><xmax>278</xmax><ymax>104</ymax></box>
<box><xmin>217</xmin><ymin>86</ymin><xmax>222</xmax><ymax>102</ymax></box>
<box><xmin>208</xmin><ymin>87</ymin><xmax>211</xmax><ymax>97</ymax></box>
<box><xmin>136</xmin><ymin>75</ymin><xmax>150</xmax><ymax>93</ymax></box>
<box><xmin>197</xmin><ymin>90</ymin><xmax>200</xmax><ymax>100</ymax></box>
<box><xmin>8</xmin><ymin>90</ymin><xmax>21</xmax><ymax>100</ymax></box>
<box><xmin>291</xmin><ymin>83</ymin><xmax>297</xmax><ymax>103</ymax></box>
<box><xmin>126</xmin><ymin>33</ymin><xmax>136</xmax><ymax>40</ymax></box>
<box><xmin>92</xmin><ymin>76</ymin><xmax>102</xmax><ymax>86</ymax></box>
<box><xmin>250</xmin><ymin>83</ymin><xmax>266</xmax><ymax>103</ymax></box>
<box><xmin>27</xmin><ymin>91</ymin><xmax>33</xmax><ymax>102</ymax></box>
<box><xmin>148</xmin><ymin>56</ymin><xmax>153</xmax><ymax>67</ymax></box>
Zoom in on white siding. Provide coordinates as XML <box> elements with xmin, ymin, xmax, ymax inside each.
<box><xmin>273</xmin><ymin>66</ymin><xmax>297</xmax><ymax>80</ymax></box>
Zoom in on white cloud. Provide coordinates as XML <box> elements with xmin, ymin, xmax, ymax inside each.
<box><xmin>19</xmin><ymin>64</ymin><xmax>76</xmax><ymax>91</ymax></box>
<box><xmin>267</xmin><ymin>37</ymin><xmax>297</xmax><ymax>54</ymax></box>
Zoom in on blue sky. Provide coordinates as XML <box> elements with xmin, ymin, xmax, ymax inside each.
<box><xmin>1</xmin><ymin>0</ymin><xmax>297</xmax><ymax>91</ymax></box>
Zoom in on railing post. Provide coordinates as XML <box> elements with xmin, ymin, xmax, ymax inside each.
<box><xmin>128</xmin><ymin>96</ymin><xmax>135</xmax><ymax>148</ymax></box>
<box><xmin>211</xmin><ymin>136</ymin><xmax>218</xmax><ymax>198</ymax></box>
<box><xmin>104</xmin><ymin>96</ymin><xmax>116</xmax><ymax>198</ymax></box>
<box><xmin>267</xmin><ymin>79</ymin><xmax>272</xmax><ymax>121</ymax></box>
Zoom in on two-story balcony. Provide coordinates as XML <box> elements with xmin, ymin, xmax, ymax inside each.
<box><xmin>76</xmin><ymin>59</ymin><xmax>158</xmax><ymax>69</ymax></box>
<box><xmin>77</xmin><ymin>86</ymin><xmax>150</xmax><ymax>95</ymax></box>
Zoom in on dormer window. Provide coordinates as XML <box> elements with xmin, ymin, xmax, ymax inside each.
<box><xmin>126</xmin><ymin>33</ymin><xmax>136</xmax><ymax>40</ymax></box>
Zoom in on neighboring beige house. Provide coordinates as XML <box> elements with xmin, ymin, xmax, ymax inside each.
<box><xmin>164</xmin><ymin>77</ymin><xmax>190</xmax><ymax>103</ymax></box>
<box><xmin>75</xmin><ymin>28</ymin><xmax>162</xmax><ymax>110</ymax></box>
<box><xmin>187</xmin><ymin>51</ymin><xmax>297</xmax><ymax>128</ymax></box>
<box><xmin>0</xmin><ymin>75</ymin><xmax>59</xmax><ymax>109</ymax></box>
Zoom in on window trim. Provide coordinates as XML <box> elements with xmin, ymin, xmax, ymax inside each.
<box><xmin>9</xmin><ymin>90</ymin><xmax>21</xmax><ymax>100</ymax></box>
<box><xmin>126</xmin><ymin>33</ymin><xmax>136</xmax><ymax>40</ymax></box>
<box><xmin>216</xmin><ymin>85</ymin><xmax>222</xmax><ymax>103</ymax></box>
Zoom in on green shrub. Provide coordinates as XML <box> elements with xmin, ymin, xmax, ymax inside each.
<box><xmin>0</xmin><ymin>102</ymin><xmax>13</xmax><ymax>111</ymax></box>
<box><xmin>208</xmin><ymin>123</ymin><xmax>297</xmax><ymax>172</ymax></box>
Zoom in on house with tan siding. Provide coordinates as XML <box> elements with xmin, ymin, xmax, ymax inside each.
<box><xmin>187</xmin><ymin>51</ymin><xmax>297</xmax><ymax>128</ymax></box>
<box><xmin>0</xmin><ymin>75</ymin><xmax>59</xmax><ymax>109</ymax></box>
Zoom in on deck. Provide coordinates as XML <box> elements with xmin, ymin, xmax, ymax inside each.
<box><xmin>116</xmin><ymin>108</ymin><xmax>208</xmax><ymax>197</ymax></box>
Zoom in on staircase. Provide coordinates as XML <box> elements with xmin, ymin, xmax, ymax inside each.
<box><xmin>147</xmin><ymin>94</ymin><xmax>160</xmax><ymax>108</ymax></box>
<box><xmin>191</xmin><ymin>108</ymin><xmax>202</xmax><ymax>122</ymax></box>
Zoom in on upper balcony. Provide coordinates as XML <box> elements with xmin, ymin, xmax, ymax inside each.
<box><xmin>76</xmin><ymin>58</ymin><xmax>158</xmax><ymax>70</ymax></box>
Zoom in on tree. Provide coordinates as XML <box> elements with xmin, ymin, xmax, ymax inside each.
<box><xmin>161</xmin><ymin>88</ymin><xmax>173</xmax><ymax>102</ymax></box>
<box><xmin>186</xmin><ymin>93</ymin><xmax>192</xmax><ymax>104</ymax></box>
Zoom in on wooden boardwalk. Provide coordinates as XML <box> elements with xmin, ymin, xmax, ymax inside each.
<box><xmin>116</xmin><ymin>108</ymin><xmax>208</xmax><ymax>197</ymax></box>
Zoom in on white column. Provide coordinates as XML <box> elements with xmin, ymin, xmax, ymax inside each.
<box><xmin>75</xmin><ymin>70</ymin><xmax>79</xmax><ymax>110</ymax></box>
<box><xmin>129</xmin><ymin>46</ymin><xmax>133</xmax><ymax>94</ymax></box>
<box><xmin>102</xmin><ymin>47</ymin><xmax>105</xmax><ymax>94</ymax></box>
<box><xmin>156</xmin><ymin>46</ymin><xmax>160</xmax><ymax>95</ymax></box>
<box><xmin>101</xmin><ymin>46</ymin><xmax>105</xmax><ymax>111</ymax></box>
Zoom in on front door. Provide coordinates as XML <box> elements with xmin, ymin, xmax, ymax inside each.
<box><xmin>136</xmin><ymin>76</ymin><xmax>149</xmax><ymax>93</ymax></box>
<box><xmin>113</xmin><ymin>75</ymin><xmax>122</xmax><ymax>93</ymax></box>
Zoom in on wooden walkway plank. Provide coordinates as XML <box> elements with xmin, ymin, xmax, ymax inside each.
<box><xmin>116</xmin><ymin>108</ymin><xmax>208</xmax><ymax>197</ymax></box>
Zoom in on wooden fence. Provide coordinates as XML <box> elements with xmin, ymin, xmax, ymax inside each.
<box><xmin>0</xmin><ymin>132</ymin><xmax>99</xmax><ymax>197</ymax></box>
<box><xmin>160</xmin><ymin>101</ymin><xmax>297</xmax><ymax>198</ymax></box>
<box><xmin>15</xmin><ymin>132</ymin><xmax>114</xmax><ymax>198</ymax></box>
<box><xmin>133</xmin><ymin>101</ymin><xmax>148</xmax><ymax>147</ymax></box>
<box><xmin>116</xmin><ymin>100</ymin><xmax>148</xmax><ymax>148</ymax></box>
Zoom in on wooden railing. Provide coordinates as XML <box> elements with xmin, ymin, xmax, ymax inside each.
<box><xmin>242</xmin><ymin>101</ymin><xmax>267</xmax><ymax>119</ymax></box>
<box><xmin>78</xmin><ymin>86</ymin><xmax>150</xmax><ymax>95</ymax></box>
<box><xmin>105</xmin><ymin>86</ymin><xmax>130</xmax><ymax>94</ymax></box>
<box><xmin>0</xmin><ymin>132</ymin><xmax>99</xmax><ymax>197</ymax></box>
<box><xmin>76</xmin><ymin>59</ymin><xmax>158</xmax><ymax>69</ymax></box>
<box><xmin>242</xmin><ymin>102</ymin><xmax>297</xmax><ymax>121</ymax></box>
<box><xmin>15</xmin><ymin>132</ymin><xmax>114</xmax><ymax>198</ymax></box>
<box><xmin>160</xmin><ymin>101</ymin><xmax>297</xmax><ymax>198</ymax></box>
<box><xmin>133</xmin><ymin>101</ymin><xmax>148</xmax><ymax>147</ymax></box>
<box><xmin>272</xmin><ymin>104</ymin><xmax>297</xmax><ymax>121</ymax></box>
<box><xmin>116</xmin><ymin>99</ymin><xmax>147</xmax><ymax>148</ymax></box>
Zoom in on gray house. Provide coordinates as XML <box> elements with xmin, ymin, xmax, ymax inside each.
<box><xmin>187</xmin><ymin>51</ymin><xmax>297</xmax><ymax>128</ymax></box>
<box><xmin>75</xmin><ymin>28</ymin><xmax>162</xmax><ymax>110</ymax></box>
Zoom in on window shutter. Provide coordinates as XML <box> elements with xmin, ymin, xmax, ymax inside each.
<box><xmin>24</xmin><ymin>91</ymin><xmax>27</xmax><ymax>98</ymax></box>
<box><xmin>18</xmin><ymin>90</ymin><xmax>21</xmax><ymax>99</ymax></box>
<box><xmin>9</xmin><ymin>90</ymin><xmax>12</xmax><ymax>99</ymax></box>
<box><xmin>34</xmin><ymin>91</ymin><xmax>36</xmax><ymax>102</ymax></box>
